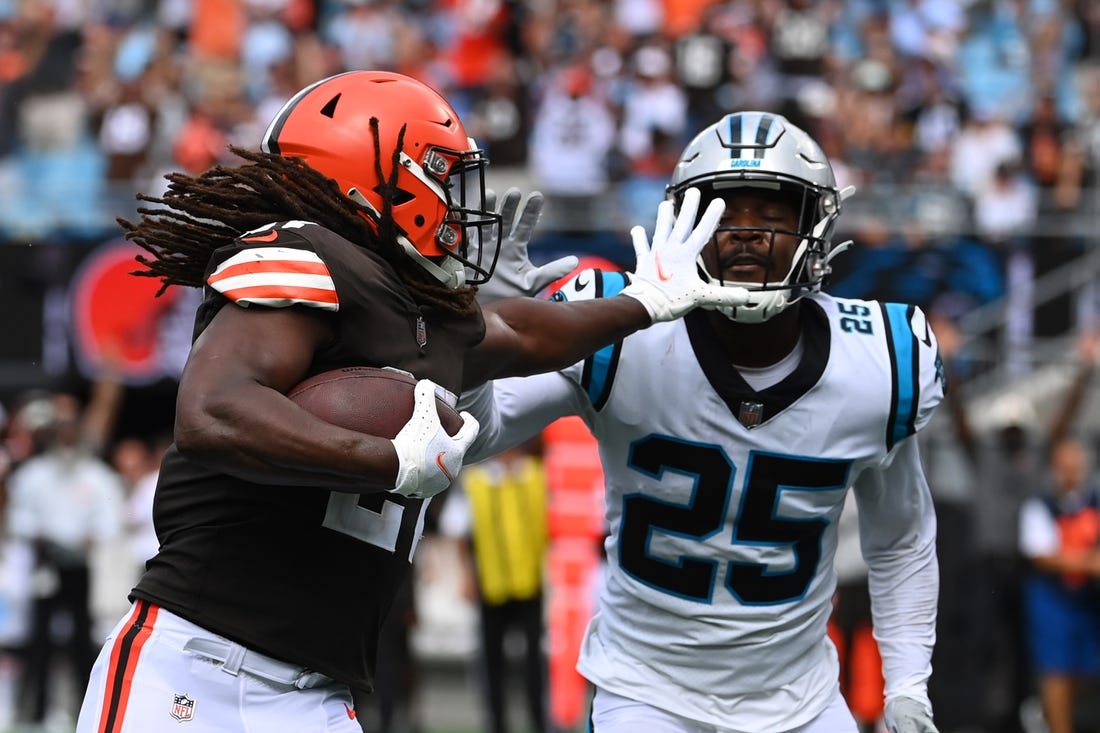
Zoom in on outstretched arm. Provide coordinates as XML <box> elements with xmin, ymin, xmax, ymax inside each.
<box><xmin>460</xmin><ymin>371</ymin><xmax>582</xmax><ymax>464</ymax></box>
<box><xmin>928</xmin><ymin>314</ymin><xmax>977</xmax><ymax>463</ymax></box>
<box><xmin>1047</xmin><ymin>328</ymin><xmax>1098</xmax><ymax>447</ymax></box>
<box><xmin>464</xmin><ymin>188</ymin><xmax>748</xmax><ymax>388</ymax></box>
<box><xmin>465</xmin><ymin>292</ymin><xmax>649</xmax><ymax>389</ymax></box>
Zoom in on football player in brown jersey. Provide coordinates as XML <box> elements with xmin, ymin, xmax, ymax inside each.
<box><xmin>75</xmin><ymin>71</ymin><xmax>747</xmax><ymax>733</ymax></box>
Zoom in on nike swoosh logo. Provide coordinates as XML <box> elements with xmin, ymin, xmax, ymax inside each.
<box><xmin>344</xmin><ymin>703</ymin><xmax>356</xmax><ymax>720</ymax></box>
<box><xmin>435</xmin><ymin>452</ymin><xmax>454</xmax><ymax>481</ymax></box>
<box><xmin>574</xmin><ymin>272</ymin><xmax>590</xmax><ymax>291</ymax></box>
<box><xmin>243</xmin><ymin>230</ymin><xmax>279</xmax><ymax>242</ymax></box>
<box><xmin>655</xmin><ymin>254</ymin><xmax>672</xmax><ymax>281</ymax></box>
<box><xmin>920</xmin><ymin>319</ymin><xmax>933</xmax><ymax>347</ymax></box>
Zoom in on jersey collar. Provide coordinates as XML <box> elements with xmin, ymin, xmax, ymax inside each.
<box><xmin>685</xmin><ymin>299</ymin><xmax>831</xmax><ymax>428</ymax></box>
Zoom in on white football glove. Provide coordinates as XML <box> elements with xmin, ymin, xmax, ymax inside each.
<box><xmin>471</xmin><ymin>187</ymin><xmax>579</xmax><ymax>304</ymax></box>
<box><xmin>390</xmin><ymin>379</ymin><xmax>479</xmax><ymax>499</ymax></box>
<box><xmin>621</xmin><ymin>187</ymin><xmax>750</xmax><ymax>322</ymax></box>
<box><xmin>885</xmin><ymin>697</ymin><xmax>939</xmax><ymax>733</ymax></box>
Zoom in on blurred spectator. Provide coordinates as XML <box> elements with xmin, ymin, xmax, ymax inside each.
<box><xmin>92</xmin><ymin>31</ymin><xmax>160</xmax><ymax>214</ymax></box>
<box><xmin>1073</xmin><ymin>63</ymin><xmax>1100</xmax><ymax>215</ymax></box>
<box><xmin>673</xmin><ymin>4</ymin><xmax>735</xmax><ymax>133</ymax></box>
<box><xmin>106</xmin><ymin>434</ymin><xmax>165</xmax><ymax>576</ymax></box>
<box><xmin>957</xmin><ymin>2</ymin><xmax>1031</xmax><ymax>122</ymax></box>
<box><xmin>239</xmin><ymin>1</ymin><xmax>295</xmax><ymax>105</ymax></box>
<box><xmin>0</xmin><ymin>1</ymin><xmax>104</xmax><ymax>240</ymax></box>
<box><xmin>912</xmin><ymin>87</ymin><xmax>964</xmax><ymax>156</ymax></box>
<box><xmin>320</xmin><ymin>0</ymin><xmax>411</xmax><ymax>79</ymax></box>
<box><xmin>973</xmin><ymin>159</ymin><xmax>1038</xmax><ymax>247</ymax></box>
<box><xmin>966</xmin><ymin>152</ymin><xmax>1039</xmax><ymax>378</ymax></box>
<box><xmin>764</xmin><ymin>0</ymin><xmax>833</xmax><ymax>107</ymax></box>
<box><xmin>1027</xmin><ymin>10</ymin><xmax>1081</xmax><ymax>121</ymax></box>
<box><xmin>949</xmin><ymin>105</ymin><xmax>1024</xmax><ymax>199</ymax></box>
<box><xmin>1019</xmin><ymin>436</ymin><xmax>1100</xmax><ymax>733</ymax></box>
<box><xmin>1078</xmin><ymin>1</ymin><xmax>1100</xmax><ymax>62</ymax></box>
<box><xmin>617</xmin><ymin>43</ymin><xmax>687</xmax><ymax>165</ymax></box>
<box><xmin>464</xmin><ymin>51</ymin><xmax>530</xmax><ymax>168</ymax></box>
<box><xmin>4</xmin><ymin>391</ymin><xmax>124</xmax><ymax>727</ymax></box>
<box><xmin>87</xmin><ymin>434</ymin><xmax>161</xmax><ymax>641</ymax></box>
<box><xmin>617</xmin><ymin>125</ymin><xmax>680</xmax><ymax>233</ymax></box>
<box><xmin>612</xmin><ymin>0</ymin><xmax>662</xmax><ymax>40</ymax></box>
<box><xmin>449</xmin><ymin>1</ymin><xmax>510</xmax><ymax>85</ymax></box>
<box><xmin>838</xmin><ymin>58</ymin><xmax>916</xmax><ymax>186</ymax></box>
<box><xmin>938</xmin><ymin>322</ymin><xmax>1099</xmax><ymax>733</ymax></box>
<box><xmin>189</xmin><ymin>0</ymin><xmax>245</xmax><ymax>62</ymax></box>
<box><xmin>119</xmin><ymin>434</ymin><xmax>168</xmax><ymax>572</ymax></box>
<box><xmin>440</xmin><ymin>442</ymin><xmax>550</xmax><ymax>733</ymax></box>
<box><xmin>1021</xmin><ymin>94</ymin><xmax>1084</xmax><ymax>214</ymax></box>
<box><xmin>2</xmin><ymin>394</ymin><xmax>57</xmax><ymax>468</ymax></box>
<box><xmin>716</xmin><ymin>4</ymin><xmax>780</xmax><ymax>112</ymax></box>
<box><xmin>0</xmin><ymin>398</ymin><xmax>33</xmax><ymax>661</ymax></box>
<box><xmin>169</xmin><ymin>58</ymin><xmax>254</xmax><ymax>178</ymax></box>
<box><xmin>1021</xmin><ymin>94</ymin><xmax>1089</xmax><ymax>340</ymax></box>
<box><xmin>893</xmin><ymin>0</ymin><xmax>966</xmax><ymax>64</ymax></box>
<box><xmin>528</xmin><ymin>64</ymin><xmax>617</xmax><ymax>232</ymax></box>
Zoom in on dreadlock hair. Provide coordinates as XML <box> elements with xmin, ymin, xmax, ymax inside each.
<box><xmin>124</xmin><ymin>121</ymin><xmax>478</xmax><ymax>317</ymax></box>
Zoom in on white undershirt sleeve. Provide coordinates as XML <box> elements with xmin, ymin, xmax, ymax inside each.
<box><xmin>459</xmin><ymin>371</ymin><xmax>583</xmax><ymax>465</ymax></box>
<box><xmin>852</xmin><ymin>436</ymin><xmax>939</xmax><ymax>709</ymax></box>
<box><xmin>1018</xmin><ymin>497</ymin><xmax>1059</xmax><ymax>558</ymax></box>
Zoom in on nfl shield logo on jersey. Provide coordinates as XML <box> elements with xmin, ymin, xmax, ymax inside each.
<box><xmin>738</xmin><ymin>401</ymin><xmax>764</xmax><ymax>428</ymax></box>
<box><xmin>416</xmin><ymin>316</ymin><xmax>427</xmax><ymax>348</ymax></box>
<box><xmin>170</xmin><ymin>693</ymin><xmax>195</xmax><ymax>722</ymax></box>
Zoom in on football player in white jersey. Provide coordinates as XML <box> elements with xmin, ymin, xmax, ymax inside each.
<box><xmin>461</xmin><ymin>112</ymin><xmax>944</xmax><ymax>733</ymax></box>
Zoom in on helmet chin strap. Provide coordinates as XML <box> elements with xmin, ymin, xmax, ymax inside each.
<box><xmin>711</xmin><ymin>208</ymin><xmax>846</xmax><ymax>324</ymax></box>
<box><xmin>824</xmin><ymin>239</ymin><xmax>852</xmax><ymax>266</ymax></box>
<box><xmin>396</xmin><ymin>236</ymin><xmax>467</xmax><ymax>289</ymax></box>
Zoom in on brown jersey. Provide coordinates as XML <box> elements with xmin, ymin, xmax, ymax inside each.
<box><xmin>132</xmin><ymin>221</ymin><xmax>484</xmax><ymax>691</ymax></box>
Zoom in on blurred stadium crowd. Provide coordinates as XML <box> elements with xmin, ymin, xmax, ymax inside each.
<box><xmin>1</xmin><ymin>0</ymin><xmax>1100</xmax><ymax>366</ymax></box>
<box><xmin>2</xmin><ymin>0</ymin><xmax>1100</xmax><ymax>732</ymax></box>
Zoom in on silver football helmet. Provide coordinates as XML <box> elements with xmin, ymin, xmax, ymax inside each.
<box><xmin>666</xmin><ymin>111</ymin><xmax>855</xmax><ymax>323</ymax></box>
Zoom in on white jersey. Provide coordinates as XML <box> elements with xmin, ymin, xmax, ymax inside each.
<box><xmin>464</xmin><ymin>270</ymin><xmax>944</xmax><ymax>732</ymax></box>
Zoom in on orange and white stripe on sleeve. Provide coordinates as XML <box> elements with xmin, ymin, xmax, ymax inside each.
<box><xmin>207</xmin><ymin>247</ymin><xmax>339</xmax><ymax>311</ymax></box>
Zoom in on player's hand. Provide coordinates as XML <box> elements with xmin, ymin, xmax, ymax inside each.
<box><xmin>471</xmin><ymin>188</ymin><xmax>579</xmax><ymax>304</ymax></box>
<box><xmin>885</xmin><ymin>697</ymin><xmax>939</xmax><ymax>733</ymax></box>
<box><xmin>621</xmin><ymin>187</ymin><xmax>750</xmax><ymax>322</ymax></box>
<box><xmin>389</xmin><ymin>380</ymin><xmax>479</xmax><ymax>499</ymax></box>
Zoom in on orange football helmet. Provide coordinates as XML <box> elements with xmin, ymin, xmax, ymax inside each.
<box><xmin>260</xmin><ymin>71</ymin><xmax>500</xmax><ymax>288</ymax></box>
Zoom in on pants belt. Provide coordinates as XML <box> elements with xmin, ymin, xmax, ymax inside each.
<box><xmin>183</xmin><ymin>637</ymin><xmax>333</xmax><ymax>690</ymax></box>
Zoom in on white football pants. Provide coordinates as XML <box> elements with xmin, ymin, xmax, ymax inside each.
<box><xmin>76</xmin><ymin>601</ymin><xmax>363</xmax><ymax>733</ymax></box>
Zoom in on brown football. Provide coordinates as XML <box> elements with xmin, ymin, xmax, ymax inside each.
<box><xmin>287</xmin><ymin>366</ymin><xmax>463</xmax><ymax>439</ymax></box>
